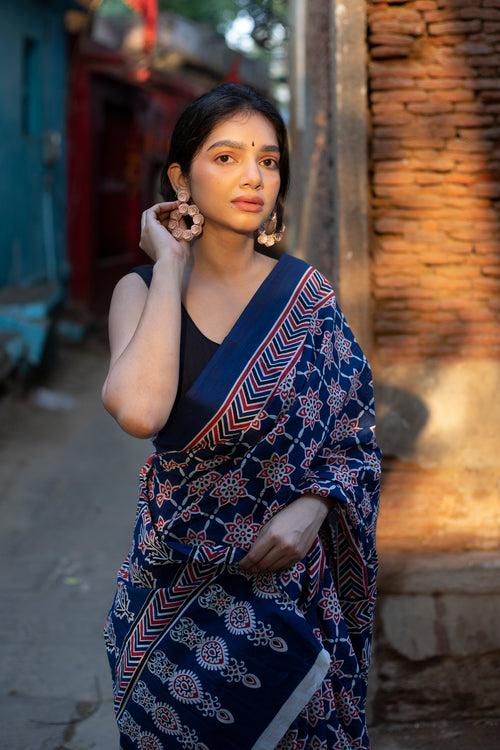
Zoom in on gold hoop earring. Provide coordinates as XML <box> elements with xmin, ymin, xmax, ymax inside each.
<box><xmin>256</xmin><ymin>209</ymin><xmax>286</xmax><ymax>247</ymax></box>
<box><xmin>167</xmin><ymin>187</ymin><xmax>205</xmax><ymax>241</ymax></box>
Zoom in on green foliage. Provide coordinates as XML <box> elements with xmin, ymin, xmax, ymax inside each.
<box><xmin>159</xmin><ymin>0</ymin><xmax>237</xmax><ymax>32</ymax></box>
<box><xmin>238</xmin><ymin>0</ymin><xmax>288</xmax><ymax>48</ymax></box>
<box><xmin>160</xmin><ymin>0</ymin><xmax>288</xmax><ymax>48</ymax></box>
<box><xmin>96</xmin><ymin>0</ymin><xmax>289</xmax><ymax>51</ymax></box>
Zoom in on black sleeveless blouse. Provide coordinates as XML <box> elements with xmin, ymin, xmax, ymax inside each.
<box><xmin>130</xmin><ymin>264</ymin><xmax>220</xmax><ymax>451</ymax></box>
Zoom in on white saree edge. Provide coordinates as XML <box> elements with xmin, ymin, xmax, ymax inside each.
<box><xmin>250</xmin><ymin>647</ymin><xmax>331</xmax><ymax>750</ymax></box>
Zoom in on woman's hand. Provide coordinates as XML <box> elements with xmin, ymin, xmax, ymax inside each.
<box><xmin>139</xmin><ymin>200</ymin><xmax>191</xmax><ymax>264</ymax></box>
<box><xmin>239</xmin><ymin>495</ymin><xmax>331</xmax><ymax>573</ymax></box>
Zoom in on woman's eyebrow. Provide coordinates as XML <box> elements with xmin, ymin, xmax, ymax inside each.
<box><xmin>206</xmin><ymin>139</ymin><xmax>280</xmax><ymax>154</ymax></box>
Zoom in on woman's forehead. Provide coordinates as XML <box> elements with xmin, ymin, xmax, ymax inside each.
<box><xmin>205</xmin><ymin>112</ymin><xmax>278</xmax><ymax>146</ymax></box>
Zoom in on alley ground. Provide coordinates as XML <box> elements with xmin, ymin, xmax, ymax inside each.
<box><xmin>0</xmin><ymin>329</ymin><xmax>498</xmax><ymax>750</ymax></box>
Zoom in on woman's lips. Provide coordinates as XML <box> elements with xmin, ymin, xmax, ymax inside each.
<box><xmin>231</xmin><ymin>200</ymin><xmax>264</xmax><ymax>212</ymax></box>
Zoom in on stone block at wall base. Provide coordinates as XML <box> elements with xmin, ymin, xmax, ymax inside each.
<box><xmin>372</xmin><ymin>551</ymin><xmax>500</xmax><ymax>723</ymax></box>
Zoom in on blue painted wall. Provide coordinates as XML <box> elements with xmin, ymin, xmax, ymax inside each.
<box><xmin>0</xmin><ymin>0</ymin><xmax>75</xmax><ymax>288</ymax></box>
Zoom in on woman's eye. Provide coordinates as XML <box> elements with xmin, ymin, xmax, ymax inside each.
<box><xmin>215</xmin><ymin>154</ymin><xmax>234</xmax><ymax>164</ymax></box>
<box><xmin>214</xmin><ymin>154</ymin><xmax>279</xmax><ymax>169</ymax></box>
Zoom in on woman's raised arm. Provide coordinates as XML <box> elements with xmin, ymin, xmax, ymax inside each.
<box><xmin>101</xmin><ymin>255</ymin><xmax>186</xmax><ymax>438</ymax></box>
<box><xmin>101</xmin><ymin>200</ymin><xmax>192</xmax><ymax>438</ymax></box>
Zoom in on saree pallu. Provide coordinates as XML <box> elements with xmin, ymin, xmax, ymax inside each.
<box><xmin>103</xmin><ymin>252</ymin><xmax>382</xmax><ymax>750</ymax></box>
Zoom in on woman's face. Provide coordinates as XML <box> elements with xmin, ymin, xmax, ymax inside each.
<box><xmin>186</xmin><ymin>110</ymin><xmax>281</xmax><ymax>235</ymax></box>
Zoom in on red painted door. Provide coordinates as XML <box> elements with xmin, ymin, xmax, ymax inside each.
<box><xmin>90</xmin><ymin>75</ymin><xmax>143</xmax><ymax>313</ymax></box>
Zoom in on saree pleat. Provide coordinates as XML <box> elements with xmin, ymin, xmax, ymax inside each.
<box><xmin>103</xmin><ymin>252</ymin><xmax>382</xmax><ymax>750</ymax></box>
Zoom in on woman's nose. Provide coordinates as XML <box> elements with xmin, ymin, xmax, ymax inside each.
<box><xmin>240</xmin><ymin>158</ymin><xmax>264</xmax><ymax>186</ymax></box>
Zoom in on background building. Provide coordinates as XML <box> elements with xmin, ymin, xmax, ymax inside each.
<box><xmin>0</xmin><ymin>0</ymin><xmax>271</xmax><ymax>376</ymax></box>
<box><xmin>0</xmin><ymin>0</ymin><xmax>77</xmax><ymax>379</ymax></box>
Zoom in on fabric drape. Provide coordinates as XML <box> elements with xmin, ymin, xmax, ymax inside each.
<box><xmin>103</xmin><ymin>252</ymin><xmax>382</xmax><ymax>750</ymax></box>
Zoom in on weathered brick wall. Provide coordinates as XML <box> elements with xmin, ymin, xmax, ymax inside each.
<box><xmin>367</xmin><ymin>0</ymin><xmax>500</xmax><ymax>364</ymax></box>
<box><xmin>366</xmin><ymin>0</ymin><xmax>500</xmax><ymax>553</ymax></box>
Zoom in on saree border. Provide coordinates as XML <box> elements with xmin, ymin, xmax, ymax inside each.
<box><xmin>251</xmin><ymin>646</ymin><xmax>331</xmax><ymax>750</ymax></box>
<box><xmin>156</xmin><ymin>255</ymin><xmax>339</xmax><ymax>454</ymax></box>
<box><xmin>113</xmin><ymin>546</ymin><xmax>231</xmax><ymax>719</ymax></box>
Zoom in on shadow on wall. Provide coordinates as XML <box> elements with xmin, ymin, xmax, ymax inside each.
<box><xmin>376</xmin><ymin>381</ymin><xmax>428</xmax><ymax>460</ymax></box>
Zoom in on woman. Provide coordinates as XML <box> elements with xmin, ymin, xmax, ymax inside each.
<box><xmin>102</xmin><ymin>83</ymin><xmax>382</xmax><ymax>750</ymax></box>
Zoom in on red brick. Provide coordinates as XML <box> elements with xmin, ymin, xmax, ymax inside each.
<box><xmin>482</xmin><ymin>127</ymin><xmax>500</xmax><ymax>138</ymax></box>
<box><xmin>371</xmin><ymin>90</ymin><xmax>428</xmax><ymax>102</ymax></box>
<box><xmin>421</xmin><ymin>276</ymin><xmax>473</xmax><ymax>290</ymax></box>
<box><xmin>402</xmin><ymin>138</ymin><xmax>446</xmax><ymax>148</ymax></box>
<box><xmin>457</xmin><ymin>307</ymin><xmax>498</xmax><ymax>321</ymax></box>
<box><xmin>429</xmin><ymin>89</ymin><xmax>475</xmax><ymax>102</ymax></box>
<box><xmin>424</xmin><ymin>10</ymin><xmax>460</xmax><ymax>23</ymax></box>
<box><xmin>480</xmin><ymin>91</ymin><xmax>500</xmax><ymax>101</ymax></box>
<box><xmin>372</xmin><ymin>47</ymin><xmax>412</xmax><ymax>59</ymax></box>
<box><xmin>428</xmin><ymin>20</ymin><xmax>482</xmax><ymax>35</ymax></box>
<box><xmin>371</xmin><ymin>76</ymin><xmax>417</xmax><ymax>90</ymax></box>
<box><xmin>466</xmin><ymin>54</ymin><xmax>500</xmax><ymax>67</ymax></box>
<box><xmin>459</xmin><ymin>8</ymin><xmax>500</xmax><ymax>20</ymax></box>
<box><xmin>374</xmin><ymin>159</ymin><xmax>410</xmax><ymax>171</ymax></box>
<box><xmin>415</xmin><ymin>173</ymin><xmax>444</xmax><ymax>185</ymax></box>
<box><xmin>413</xmin><ymin>156</ymin><xmax>456</xmax><ymax>171</ymax></box>
<box><xmin>379</xmin><ymin>125</ymin><xmax>457</xmax><ymax>138</ymax></box>
<box><xmin>455</xmin><ymin>101</ymin><xmax>488</xmax><ymax>112</ymax></box>
<box><xmin>475</xmin><ymin>241</ymin><xmax>500</xmax><ymax>254</ymax></box>
<box><xmin>442</xmin><ymin>173</ymin><xmax>482</xmax><ymax>185</ymax></box>
<box><xmin>372</xmin><ymin>143</ymin><xmax>407</xmax><ymax>159</ymax></box>
<box><xmin>455</xmin><ymin>41</ymin><xmax>495</xmax><ymax>54</ymax></box>
<box><xmin>372</xmin><ymin>102</ymin><xmax>407</xmax><ymax>113</ymax></box>
<box><xmin>405</xmin><ymin>298</ymin><xmax>442</xmax><ymax>311</ymax></box>
<box><xmin>374</xmin><ymin>171</ymin><xmax>416</xmax><ymax>184</ymax></box>
<box><xmin>450</xmin><ymin>113</ymin><xmax>496</xmax><ymax>126</ymax></box>
<box><xmin>415</xmin><ymin>0</ymin><xmax>437</xmax><ymax>9</ymax></box>
<box><xmin>369</xmin><ymin>62</ymin><xmax>427</xmax><ymax>78</ymax></box>
<box><xmin>428</xmin><ymin>63</ymin><xmax>471</xmax><ymax>78</ymax></box>
<box><xmin>416</xmin><ymin>78</ymin><xmax>467</xmax><ymax>90</ymax></box>
<box><xmin>438</xmin><ymin>265</ymin><xmax>480</xmax><ymax>277</ymax></box>
<box><xmin>372</xmin><ymin>112</ymin><xmax>414</xmax><ymax>125</ymax></box>
<box><xmin>447</xmin><ymin>139</ymin><xmax>493</xmax><ymax>152</ymax></box>
<box><xmin>472</xmin><ymin>277</ymin><xmax>500</xmax><ymax>291</ymax></box>
<box><xmin>370</xmin><ymin>33</ymin><xmax>416</xmax><ymax>46</ymax></box>
<box><xmin>448</xmin><ymin>223</ymin><xmax>499</xmax><ymax>240</ymax></box>
<box><xmin>407</xmin><ymin>101</ymin><xmax>454</xmax><ymax>114</ymax></box>
<box><xmin>464</xmin><ymin>78</ymin><xmax>500</xmax><ymax>89</ymax></box>
<box><xmin>455</xmin><ymin>160</ymin><xmax>491</xmax><ymax>174</ymax></box>
<box><xmin>374</xmin><ymin>218</ymin><xmax>420</xmax><ymax>234</ymax></box>
<box><xmin>375</xmin><ymin>276</ymin><xmax>419</xmax><ymax>288</ymax></box>
<box><xmin>418</xmin><ymin>251</ymin><xmax>469</xmax><ymax>263</ymax></box>
<box><xmin>470</xmin><ymin>182</ymin><xmax>500</xmax><ymax>197</ymax></box>
<box><xmin>482</xmin><ymin>266</ymin><xmax>500</xmax><ymax>277</ymax></box>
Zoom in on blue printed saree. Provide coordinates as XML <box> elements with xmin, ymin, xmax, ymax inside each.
<box><xmin>103</xmin><ymin>251</ymin><xmax>382</xmax><ymax>750</ymax></box>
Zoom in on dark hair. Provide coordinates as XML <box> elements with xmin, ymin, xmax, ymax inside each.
<box><xmin>160</xmin><ymin>83</ymin><xmax>290</xmax><ymax>237</ymax></box>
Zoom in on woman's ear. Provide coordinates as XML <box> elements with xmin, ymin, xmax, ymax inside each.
<box><xmin>166</xmin><ymin>163</ymin><xmax>188</xmax><ymax>195</ymax></box>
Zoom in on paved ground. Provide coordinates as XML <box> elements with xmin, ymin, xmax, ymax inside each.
<box><xmin>0</xmin><ymin>333</ymin><xmax>498</xmax><ymax>749</ymax></box>
<box><xmin>0</xmin><ymin>334</ymin><xmax>144</xmax><ymax>749</ymax></box>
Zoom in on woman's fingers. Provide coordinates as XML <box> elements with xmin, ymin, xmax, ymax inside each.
<box><xmin>143</xmin><ymin>201</ymin><xmax>179</xmax><ymax>225</ymax></box>
<box><xmin>151</xmin><ymin>200</ymin><xmax>180</xmax><ymax>216</ymax></box>
<box><xmin>247</xmin><ymin>550</ymin><xmax>292</xmax><ymax>573</ymax></box>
